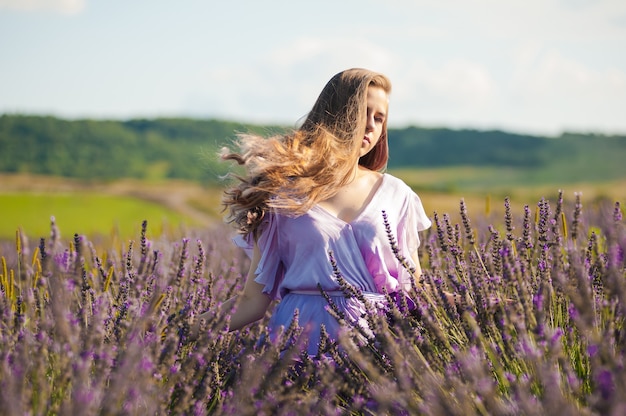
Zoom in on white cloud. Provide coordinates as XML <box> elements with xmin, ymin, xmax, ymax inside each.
<box><xmin>266</xmin><ymin>37</ymin><xmax>397</xmax><ymax>77</ymax></box>
<box><xmin>509</xmin><ymin>51</ymin><xmax>626</xmax><ymax>132</ymax></box>
<box><xmin>189</xmin><ymin>28</ymin><xmax>626</xmax><ymax>135</ymax></box>
<box><xmin>0</xmin><ymin>0</ymin><xmax>85</xmax><ymax>15</ymax></box>
<box><xmin>191</xmin><ymin>37</ymin><xmax>400</xmax><ymax>124</ymax></box>
<box><xmin>2</xmin><ymin>0</ymin><xmax>624</xmax><ymax>135</ymax></box>
<box><xmin>401</xmin><ymin>60</ymin><xmax>496</xmax><ymax>107</ymax></box>
<box><xmin>392</xmin><ymin>0</ymin><xmax>626</xmax><ymax>42</ymax></box>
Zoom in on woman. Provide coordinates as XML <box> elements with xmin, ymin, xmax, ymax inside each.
<box><xmin>198</xmin><ymin>68</ymin><xmax>431</xmax><ymax>356</ymax></box>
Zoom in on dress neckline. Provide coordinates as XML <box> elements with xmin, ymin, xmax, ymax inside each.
<box><xmin>313</xmin><ymin>173</ymin><xmax>387</xmax><ymax>224</ymax></box>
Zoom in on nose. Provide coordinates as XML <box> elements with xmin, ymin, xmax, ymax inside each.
<box><xmin>365</xmin><ymin>114</ymin><xmax>375</xmax><ymax>132</ymax></box>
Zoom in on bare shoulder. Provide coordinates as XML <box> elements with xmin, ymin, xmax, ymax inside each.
<box><xmin>357</xmin><ymin>168</ymin><xmax>383</xmax><ymax>187</ymax></box>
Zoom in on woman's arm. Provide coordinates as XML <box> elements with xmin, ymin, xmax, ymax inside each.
<box><xmin>196</xmin><ymin>241</ymin><xmax>272</xmax><ymax>331</ymax></box>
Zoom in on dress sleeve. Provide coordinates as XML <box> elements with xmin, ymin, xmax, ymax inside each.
<box><xmin>399</xmin><ymin>191</ymin><xmax>432</xmax><ymax>254</ymax></box>
<box><xmin>232</xmin><ymin>213</ymin><xmax>283</xmax><ymax>300</ymax></box>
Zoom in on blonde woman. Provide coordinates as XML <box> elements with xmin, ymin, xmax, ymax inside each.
<box><xmin>199</xmin><ymin>68</ymin><xmax>431</xmax><ymax>356</ymax></box>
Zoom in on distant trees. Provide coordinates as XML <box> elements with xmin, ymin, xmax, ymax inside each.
<box><xmin>0</xmin><ymin>115</ymin><xmax>276</xmax><ymax>182</ymax></box>
<box><xmin>1</xmin><ymin>114</ymin><xmax>625</xmax><ymax>184</ymax></box>
<box><xmin>388</xmin><ymin>127</ymin><xmax>553</xmax><ymax>167</ymax></box>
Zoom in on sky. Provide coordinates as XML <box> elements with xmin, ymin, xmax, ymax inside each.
<box><xmin>1</xmin><ymin>0</ymin><xmax>625</xmax><ymax>136</ymax></box>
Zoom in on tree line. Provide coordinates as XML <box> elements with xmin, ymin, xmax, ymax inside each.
<box><xmin>1</xmin><ymin>114</ymin><xmax>624</xmax><ymax>183</ymax></box>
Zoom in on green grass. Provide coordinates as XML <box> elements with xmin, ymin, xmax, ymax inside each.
<box><xmin>0</xmin><ymin>193</ymin><xmax>195</xmax><ymax>241</ymax></box>
<box><xmin>390</xmin><ymin>166</ymin><xmax>523</xmax><ymax>192</ymax></box>
<box><xmin>390</xmin><ymin>165</ymin><xmax>595</xmax><ymax>192</ymax></box>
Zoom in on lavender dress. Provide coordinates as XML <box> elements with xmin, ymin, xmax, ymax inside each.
<box><xmin>235</xmin><ymin>174</ymin><xmax>431</xmax><ymax>355</ymax></box>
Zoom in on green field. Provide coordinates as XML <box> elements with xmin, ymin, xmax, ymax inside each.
<box><xmin>1</xmin><ymin>168</ymin><xmax>624</xmax><ymax>242</ymax></box>
<box><xmin>0</xmin><ymin>192</ymin><xmax>196</xmax><ymax>241</ymax></box>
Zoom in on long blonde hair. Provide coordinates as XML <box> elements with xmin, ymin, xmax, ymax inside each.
<box><xmin>221</xmin><ymin>68</ymin><xmax>392</xmax><ymax>234</ymax></box>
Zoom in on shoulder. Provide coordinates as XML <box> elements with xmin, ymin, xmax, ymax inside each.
<box><xmin>378</xmin><ymin>174</ymin><xmax>431</xmax><ymax>231</ymax></box>
<box><xmin>357</xmin><ymin>168</ymin><xmax>383</xmax><ymax>186</ymax></box>
<box><xmin>381</xmin><ymin>174</ymin><xmax>429</xmax><ymax>214</ymax></box>
<box><xmin>381</xmin><ymin>173</ymin><xmax>414</xmax><ymax>194</ymax></box>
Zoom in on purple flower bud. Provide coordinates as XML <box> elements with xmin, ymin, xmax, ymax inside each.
<box><xmin>596</xmin><ymin>369</ymin><xmax>614</xmax><ymax>400</ymax></box>
<box><xmin>614</xmin><ymin>202</ymin><xmax>622</xmax><ymax>222</ymax></box>
<box><xmin>170</xmin><ymin>363</ymin><xmax>180</xmax><ymax>374</ymax></box>
<box><xmin>538</xmin><ymin>260</ymin><xmax>547</xmax><ymax>272</ymax></box>
<box><xmin>551</xmin><ymin>327</ymin><xmax>563</xmax><ymax>345</ymax></box>
<box><xmin>505</xmin><ymin>372</ymin><xmax>516</xmax><ymax>383</ymax></box>
<box><xmin>587</xmin><ymin>344</ymin><xmax>599</xmax><ymax>357</ymax></box>
<box><xmin>533</xmin><ymin>292</ymin><xmax>544</xmax><ymax>310</ymax></box>
<box><xmin>140</xmin><ymin>357</ymin><xmax>154</xmax><ymax>372</ymax></box>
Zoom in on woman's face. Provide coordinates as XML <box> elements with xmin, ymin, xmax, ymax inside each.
<box><xmin>360</xmin><ymin>85</ymin><xmax>388</xmax><ymax>158</ymax></box>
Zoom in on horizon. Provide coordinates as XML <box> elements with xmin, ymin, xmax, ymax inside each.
<box><xmin>4</xmin><ymin>112</ymin><xmax>623</xmax><ymax>139</ymax></box>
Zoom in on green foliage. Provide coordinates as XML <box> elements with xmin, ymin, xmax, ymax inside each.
<box><xmin>388</xmin><ymin>127</ymin><xmax>626</xmax><ymax>184</ymax></box>
<box><xmin>2</xmin><ymin>114</ymin><xmax>626</xmax><ymax>185</ymax></box>
<box><xmin>389</xmin><ymin>127</ymin><xmax>554</xmax><ymax>167</ymax></box>
<box><xmin>0</xmin><ymin>115</ymin><xmax>286</xmax><ymax>183</ymax></box>
<box><xmin>0</xmin><ymin>193</ymin><xmax>193</xmax><ymax>240</ymax></box>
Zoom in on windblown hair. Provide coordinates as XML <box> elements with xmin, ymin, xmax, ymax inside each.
<box><xmin>221</xmin><ymin>68</ymin><xmax>392</xmax><ymax>235</ymax></box>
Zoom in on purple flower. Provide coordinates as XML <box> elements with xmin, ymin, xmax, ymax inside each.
<box><xmin>538</xmin><ymin>260</ymin><xmax>547</xmax><ymax>272</ymax></box>
<box><xmin>550</xmin><ymin>327</ymin><xmax>563</xmax><ymax>345</ymax></box>
<box><xmin>170</xmin><ymin>363</ymin><xmax>180</xmax><ymax>374</ymax></box>
<box><xmin>505</xmin><ymin>372</ymin><xmax>516</xmax><ymax>383</ymax></box>
<box><xmin>140</xmin><ymin>357</ymin><xmax>154</xmax><ymax>372</ymax></box>
<box><xmin>533</xmin><ymin>292</ymin><xmax>544</xmax><ymax>310</ymax></box>
<box><xmin>596</xmin><ymin>369</ymin><xmax>614</xmax><ymax>400</ymax></box>
<box><xmin>614</xmin><ymin>202</ymin><xmax>622</xmax><ymax>222</ymax></box>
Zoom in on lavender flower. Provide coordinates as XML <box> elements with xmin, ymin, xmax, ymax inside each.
<box><xmin>0</xmin><ymin>193</ymin><xmax>624</xmax><ymax>414</ymax></box>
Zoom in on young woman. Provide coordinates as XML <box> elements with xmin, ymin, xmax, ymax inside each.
<box><xmin>198</xmin><ymin>68</ymin><xmax>431</xmax><ymax>356</ymax></box>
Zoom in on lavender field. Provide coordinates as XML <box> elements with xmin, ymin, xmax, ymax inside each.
<box><xmin>1</xmin><ymin>192</ymin><xmax>625</xmax><ymax>415</ymax></box>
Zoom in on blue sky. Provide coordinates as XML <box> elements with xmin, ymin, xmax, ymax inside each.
<box><xmin>1</xmin><ymin>0</ymin><xmax>625</xmax><ymax>136</ymax></box>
